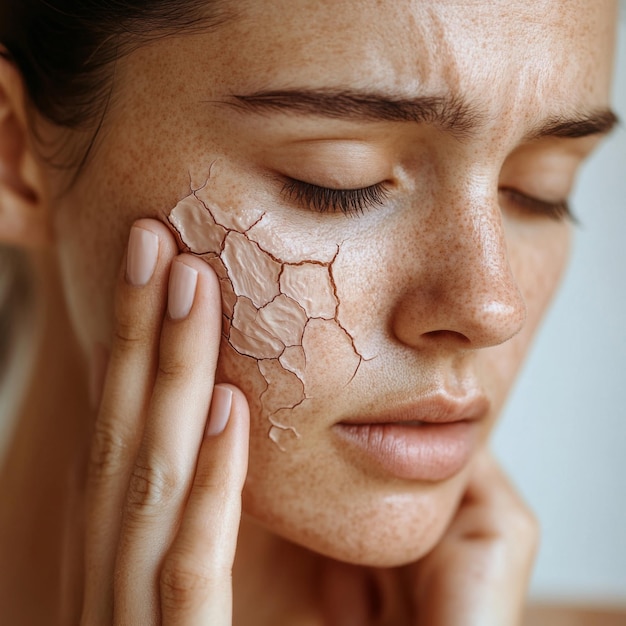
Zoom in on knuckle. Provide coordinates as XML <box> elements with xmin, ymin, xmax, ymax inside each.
<box><xmin>160</xmin><ymin>556</ymin><xmax>228</xmax><ymax>612</ymax></box>
<box><xmin>192</xmin><ymin>462</ymin><xmax>230</xmax><ymax>494</ymax></box>
<box><xmin>156</xmin><ymin>353</ymin><xmax>194</xmax><ymax>383</ymax></box>
<box><xmin>112</xmin><ymin>316</ymin><xmax>150</xmax><ymax>352</ymax></box>
<box><xmin>508</xmin><ymin>503</ymin><xmax>541</xmax><ymax>551</ymax></box>
<box><xmin>88</xmin><ymin>420</ymin><xmax>128</xmax><ymax>483</ymax></box>
<box><xmin>125</xmin><ymin>460</ymin><xmax>180</xmax><ymax>514</ymax></box>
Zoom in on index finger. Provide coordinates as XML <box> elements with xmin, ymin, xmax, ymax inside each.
<box><xmin>82</xmin><ymin>220</ymin><xmax>178</xmax><ymax>624</ymax></box>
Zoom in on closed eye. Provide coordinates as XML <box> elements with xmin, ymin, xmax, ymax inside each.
<box><xmin>281</xmin><ymin>178</ymin><xmax>390</xmax><ymax>215</ymax></box>
<box><xmin>499</xmin><ymin>187</ymin><xmax>575</xmax><ymax>222</ymax></box>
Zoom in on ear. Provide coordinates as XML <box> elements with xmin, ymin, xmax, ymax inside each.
<box><xmin>0</xmin><ymin>48</ymin><xmax>52</xmax><ymax>248</ymax></box>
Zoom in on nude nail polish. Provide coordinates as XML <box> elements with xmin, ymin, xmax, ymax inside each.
<box><xmin>126</xmin><ymin>227</ymin><xmax>159</xmax><ymax>287</ymax></box>
<box><xmin>206</xmin><ymin>385</ymin><xmax>233</xmax><ymax>436</ymax></box>
<box><xmin>168</xmin><ymin>261</ymin><xmax>198</xmax><ymax>320</ymax></box>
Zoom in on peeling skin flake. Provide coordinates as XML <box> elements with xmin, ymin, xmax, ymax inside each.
<box><xmin>257</xmin><ymin>295</ymin><xmax>308</xmax><ymax>347</ymax></box>
<box><xmin>222</xmin><ymin>232</ymin><xmax>282</xmax><ymax>308</ymax></box>
<box><xmin>258</xmin><ymin>359</ymin><xmax>305</xmax><ymax>419</ymax></box>
<box><xmin>167</xmin><ymin>173</ymin><xmax>365</xmax><ymax>450</ymax></box>
<box><xmin>195</xmin><ymin>180</ymin><xmax>265</xmax><ymax>232</ymax></box>
<box><xmin>231</xmin><ymin>297</ymin><xmax>285</xmax><ymax>359</ymax></box>
<box><xmin>280</xmin><ymin>263</ymin><xmax>337</xmax><ymax>319</ymax></box>
<box><xmin>169</xmin><ymin>195</ymin><xmax>227</xmax><ymax>253</ymax></box>
<box><xmin>279</xmin><ymin>346</ymin><xmax>307</xmax><ymax>380</ymax></box>
<box><xmin>301</xmin><ymin>319</ymin><xmax>361</xmax><ymax>397</ymax></box>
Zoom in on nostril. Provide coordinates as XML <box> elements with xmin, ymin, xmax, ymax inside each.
<box><xmin>422</xmin><ymin>329</ymin><xmax>472</xmax><ymax>345</ymax></box>
<box><xmin>392</xmin><ymin>282</ymin><xmax>527</xmax><ymax>351</ymax></box>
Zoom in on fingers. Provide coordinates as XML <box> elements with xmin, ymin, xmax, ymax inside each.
<box><xmin>160</xmin><ymin>385</ymin><xmax>249</xmax><ymax>625</ymax></box>
<box><xmin>82</xmin><ymin>219</ymin><xmax>250</xmax><ymax>626</ymax></box>
<box><xmin>412</xmin><ymin>448</ymin><xmax>539</xmax><ymax>626</ymax></box>
<box><xmin>454</xmin><ymin>449</ymin><xmax>539</xmax><ymax>546</ymax></box>
<box><xmin>83</xmin><ymin>220</ymin><xmax>179</xmax><ymax>624</ymax></box>
<box><xmin>113</xmin><ymin>254</ymin><xmax>226</xmax><ymax>623</ymax></box>
<box><xmin>462</xmin><ymin>451</ymin><xmax>539</xmax><ymax>625</ymax></box>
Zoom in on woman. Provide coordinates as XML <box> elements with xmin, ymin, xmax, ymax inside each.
<box><xmin>0</xmin><ymin>1</ymin><xmax>619</xmax><ymax>624</ymax></box>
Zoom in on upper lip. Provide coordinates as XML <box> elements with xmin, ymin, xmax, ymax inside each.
<box><xmin>338</xmin><ymin>391</ymin><xmax>490</xmax><ymax>426</ymax></box>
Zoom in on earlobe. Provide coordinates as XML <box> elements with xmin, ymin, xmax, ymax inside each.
<box><xmin>0</xmin><ymin>50</ymin><xmax>52</xmax><ymax>248</ymax></box>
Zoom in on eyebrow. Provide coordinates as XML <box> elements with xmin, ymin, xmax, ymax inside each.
<box><xmin>526</xmin><ymin>109</ymin><xmax>619</xmax><ymax>141</ymax></box>
<box><xmin>225</xmin><ymin>88</ymin><xmax>618</xmax><ymax>141</ymax></box>
<box><xmin>227</xmin><ymin>89</ymin><xmax>483</xmax><ymax>138</ymax></box>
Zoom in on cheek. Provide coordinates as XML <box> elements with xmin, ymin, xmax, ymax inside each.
<box><xmin>481</xmin><ymin>221</ymin><xmax>572</xmax><ymax>406</ymax></box>
<box><xmin>511</xmin><ymin>221</ymin><xmax>572</xmax><ymax>332</ymax></box>
<box><xmin>53</xmin><ymin>192</ymin><xmax>129</xmax><ymax>360</ymax></box>
<box><xmin>167</xmin><ymin>178</ymin><xmax>364</xmax><ymax>452</ymax></box>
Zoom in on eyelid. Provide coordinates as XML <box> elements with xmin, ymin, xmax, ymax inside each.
<box><xmin>499</xmin><ymin>187</ymin><xmax>576</xmax><ymax>222</ymax></box>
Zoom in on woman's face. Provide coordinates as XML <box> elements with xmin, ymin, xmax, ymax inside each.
<box><xmin>46</xmin><ymin>0</ymin><xmax>616</xmax><ymax>565</ymax></box>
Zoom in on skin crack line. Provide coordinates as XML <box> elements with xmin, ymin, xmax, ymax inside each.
<box><xmin>167</xmin><ymin>176</ymin><xmax>366</xmax><ymax>450</ymax></box>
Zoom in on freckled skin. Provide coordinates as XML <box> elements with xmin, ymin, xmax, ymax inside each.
<box><xmin>46</xmin><ymin>0</ymin><xmax>616</xmax><ymax>571</ymax></box>
<box><xmin>167</xmin><ymin>167</ymin><xmax>366</xmax><ymax>449</ymax></box>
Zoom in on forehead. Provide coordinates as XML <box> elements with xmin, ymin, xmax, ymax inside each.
<box><xmin>203</xmin><ymin>0</ymin><xmax>616</xmax><ymax>126</ymax></box>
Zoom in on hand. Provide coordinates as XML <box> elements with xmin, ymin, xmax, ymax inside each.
<box><xmin>409</xmin><ymin>449</ymin><xmax>539</xmax><ymax>626</ymax></box>
<box><xmin>80</xmin><ymin>219</ymin><xmax>250</xmax><ymax>625</ymax></box>
<box><xmin>321</xmin><ymin>449</ymin><xmax>539</xmax><ymax>626</ymax></box>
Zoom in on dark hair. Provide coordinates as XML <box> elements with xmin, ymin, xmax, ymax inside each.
<box><xmin>0</xmin><ymin>1</ymin><xmax>231</xmax><ymax>166</ymax></box>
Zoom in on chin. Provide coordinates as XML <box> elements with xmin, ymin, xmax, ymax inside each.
<box><xmin>242</xmin><ymin>465</ymin><xmax>467</xmax><ymax>568</ymax></box>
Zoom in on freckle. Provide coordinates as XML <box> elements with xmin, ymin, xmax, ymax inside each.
<box><xmin>301</xmin><ymin>319</ymin><xmax>361</xmax><ymax>397</ymax></box>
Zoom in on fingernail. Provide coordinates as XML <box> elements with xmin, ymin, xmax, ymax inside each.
<box><xmin>206</xmin><ymin>386</ymin><xmax>233</xmax><ymax>437</ymax></box>
<box><xmin>168</xmin><ymin>260</ymin><xmax>198</xmax><ymax>320</ymax></box>
<box><xmin>126</xmin><ymin>227</ymin><xmax>159</xmax><ymax>287</ymax></box>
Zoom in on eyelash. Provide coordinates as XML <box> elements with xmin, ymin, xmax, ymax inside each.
<box><xmin>499</xmin><ymin>188</ymin><xmax>575</xmax><ymax>222</ymax></box>
<box><xmin>281</xmin><ymin>178</ymin><xmax>390</xmax><ymax>215</ymax></box>
<box><xmin>280</xmin><ymin>178</ymin><xmax>574</xmax><ymax>222</ymax></box>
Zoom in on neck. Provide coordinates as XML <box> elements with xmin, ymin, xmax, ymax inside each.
<box><xmin>234</xmin><ymin>517</ymin><xmax>327</xmax><ymax>625</ymax></box>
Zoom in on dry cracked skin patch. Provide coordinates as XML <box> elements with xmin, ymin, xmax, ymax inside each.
<box><xmin>166</xmin><ymin>173</ymin><xmax>365</xmax><ymax>450</ymax></box>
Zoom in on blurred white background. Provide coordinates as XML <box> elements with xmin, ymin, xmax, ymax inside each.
<box><xmin>493</xmin><ymin>15</ymin><xmax>626</xmax><ymax>606</ymax></box>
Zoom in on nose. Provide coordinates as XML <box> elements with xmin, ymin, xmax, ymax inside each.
<box><xmin>391</xmin><ymin>192</ymin><xmax>527</xmax><ymax>351</ymax></box>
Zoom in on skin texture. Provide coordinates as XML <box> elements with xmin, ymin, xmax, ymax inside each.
<box><xmin>167</xmin><ymin>164</ymin><xmax>365</xmax><ymax>450</ymax></box>
<box><xmin>44</xmin><ymin>0</ymin><xmax>614</xmax><ymax>566</ymax></box>
<box><xmin>0</xmin><ymin>1</ymin><xmax>617</xmax><ymax>621</ymax></box>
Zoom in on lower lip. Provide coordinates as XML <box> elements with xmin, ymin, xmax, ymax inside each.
<box><xmin>334</xmin><ymin>421</ymin><xmax>480</xmax><ymax>482</ymax></box>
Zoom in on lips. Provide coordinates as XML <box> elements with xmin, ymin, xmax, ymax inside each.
<box><xmin>334</xmin><ymin>393</ymin><xmax>488</xmax><ymax>482</ymax></box>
